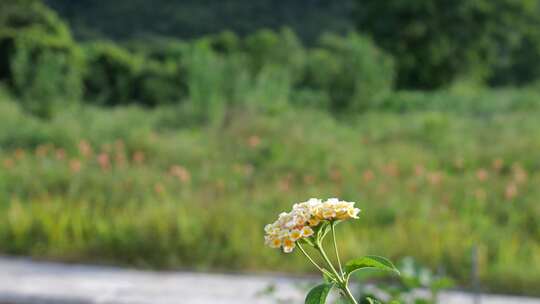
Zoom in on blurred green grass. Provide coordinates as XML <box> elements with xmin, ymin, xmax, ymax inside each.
<box><xmin>0</xmin><ymin>89</ymin><xmax>539</xmax><ymax>296</ymax></box>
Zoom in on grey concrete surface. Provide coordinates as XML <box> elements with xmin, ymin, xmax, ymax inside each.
<box><xmin>0</xmin><ymin>257</ymin><xmax>538</xmax><ymax>304</ymax></box>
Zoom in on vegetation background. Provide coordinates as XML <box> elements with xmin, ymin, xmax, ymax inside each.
<box><xmin>1</xmin><ymin>0</ymin><xmax>539</xmax><ymax>297</ymax></box>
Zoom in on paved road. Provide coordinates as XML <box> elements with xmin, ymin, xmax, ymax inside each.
<box><xmin>0</xmin><ymin>257</ymin><xmax>538</xmax><ymax>304</ymax></box>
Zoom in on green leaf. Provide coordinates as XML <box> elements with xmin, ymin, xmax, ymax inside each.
<box><xmin>305</xmin><ymin>283</ymin><xmax>334</xmax><ymax>304</ymax></box>
<box><xmin>345</xmin><ymin>255</ymin><xmax>400</xmax><ymax>278</ymax></box>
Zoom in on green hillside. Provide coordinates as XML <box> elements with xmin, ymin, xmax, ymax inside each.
<box><xmin>44</xmin><ymin>0</ymin><xmax>354</xmax><ymax>41</ymax></box>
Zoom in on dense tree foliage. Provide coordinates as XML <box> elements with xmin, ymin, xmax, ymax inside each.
<box><xmin>2</xmin><ymin>0</ymin><xmax>540</xmax><ymax>119</ymax></box>
<box><xmin>0</xmin><ymin>0</ymin><xmax>395</xmax><ymax>118</ymax></box>
<box><xmin>82</xmin><ymin>41</ymin><xmax>185</xmax><ymax>107</ymax></box>
<box><xmin>43</xmin><ymin>0</ymin><xmax>354</xmax><ymax>42</ymax></box>
<box><xmin>0</xmin><ymin>0</ymin><xmax>83</xmax><ymax>117</ymax></box>
<box><xmin>301</xmin><ymin>33</ymin><xmax>394</xmax><ymax>112</ymax></box>
<box><xmin>355</xmin><ymin>0</ymin><xmax>540</xmax><ymax>88</ymax></box>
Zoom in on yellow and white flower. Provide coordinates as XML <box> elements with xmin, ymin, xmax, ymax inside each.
<box><xmin>265</xmin><ymin>235</ymin><xmax>282</xmax><ymax>248</ymax></box>
<box><xmin>282</xmin><ymin>238</ymin><xmax>296</xmax><ymax>253</ymax></box>
<box><xmin>264</xmin><ymin>198</ymin><xmax>361</xmax><ymax>253</ymax></box>
<box><xmin>289</xmin><ymin>229</ymin><xmax>302</xmax><ymax>241</ymax></box>
<box><xmin>301</xmin><ymin>226</ymin><xmax>314</xmax><ymax>237</ymax></box>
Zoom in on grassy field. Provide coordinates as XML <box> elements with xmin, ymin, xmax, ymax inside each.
<box><xmin>0</xmin><ymin>88</ymin><xmax>539</xmax><ymax>296</ymax></box>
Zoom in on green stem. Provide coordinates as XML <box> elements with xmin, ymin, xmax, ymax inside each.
<box><xmin>297</xmin><ymin>242</ymin><xmax>325</xmax><ymax>274</ymax></box>
<box><xmin>343</xmin><ymin>285</ymin><xmax>359</xmax><ymax>304</ymax></box>
<box><xmin>313</xmin><ymin>224</ymin><xmax>356</xmax><ymax>303</ymax></box>
<box><xmin>317</xmin><ymin>243</ymin><xmax>343</xmax><ymax>284</ymax></box>
<box><xmin>331</xmin><ymin>222</ymin><xmax>344</xmax><ymax>276</ymax></box>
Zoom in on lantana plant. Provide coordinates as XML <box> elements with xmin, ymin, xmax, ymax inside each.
<box><xmin>265</xmin><ymin>198</ymin><xmax>400</xmax><ymax>304</ymax></box>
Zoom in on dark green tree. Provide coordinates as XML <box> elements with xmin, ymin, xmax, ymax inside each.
<box><xmin>45</xmin><ymin>0</ymin><xmax>355</xmax><ymax>43</ymax></box>
<box><xmin>301</xmin><ymin>32</ymin><xmax>394</xmax><ymax>112</ymax></box>
<box><xmin>0</xmin><ymin>0</ymin><xmax>83</xmax><ymax>117</ymax></box>
<box><xmin>355</xmin><ymin>0</ymin><xmax>540</xmax><ymax>88</ymax></box>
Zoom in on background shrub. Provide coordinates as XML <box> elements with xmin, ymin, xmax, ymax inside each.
<box><xmin>182</xmin><ymin>41</ymin><xmax>226</xmax><ymax>123</ymax></box>
<box><xmin>208</xmin><ymin>31</ymin><xmax>241</xmax><ymax>54</ymax></box>
<box><xmin>133</xmin><ymin>61</ymin><xmax>185</xmax><ymax>106</ymax></box>
<box><xmin>83</xmin><ymin>42</ymin><xmax>185</xmax><ymax>106</ymax></box>
<box><xmin>243</xmin><ymin>28</ymin><xmax>306</xmax><ymax>84</ymax></box>
<box><xmin>82</xmin><ymin>42</ymin><xmax>142</xmax><ymax>106</ymax></box>
<box><xmin>301</xmin><ymin>32</ymin><xmax>394</xmax><ymax>112</ymax></box>
<box><xmin>0</xmin><ymin>0</ymin><xmax>83</xmax><ymax>117</ymax></box>
<box><xmin>489</xmin><ymin>29</ymin><xmax>540</xmax><ymax>86</ymax></box>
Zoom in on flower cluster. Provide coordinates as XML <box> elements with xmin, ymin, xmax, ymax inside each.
<box><xmin>264</xmin><ymin>198</ymin><xmax>360</xmax><ymax>253</ymax></box>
